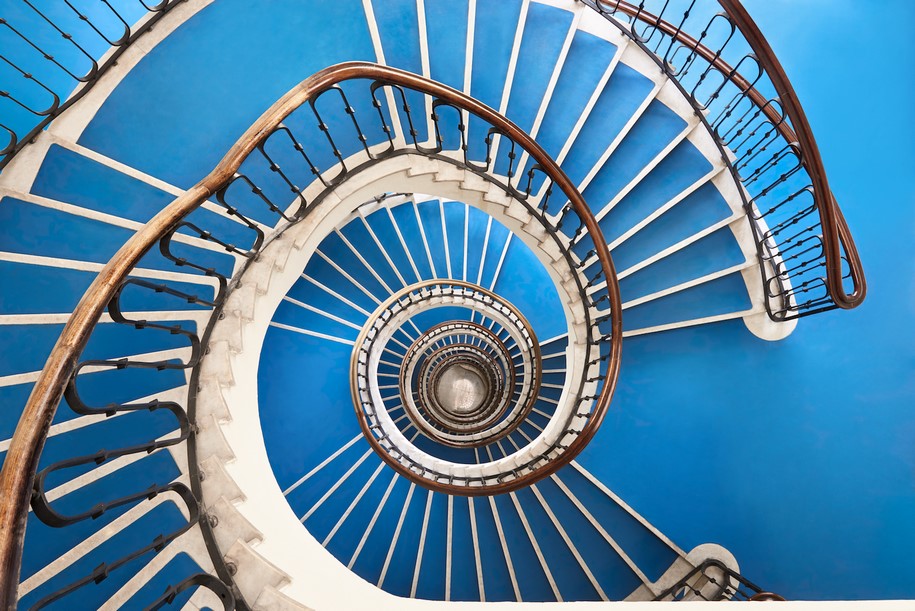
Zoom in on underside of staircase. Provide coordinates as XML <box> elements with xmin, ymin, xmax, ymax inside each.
<box><xmin>0</xmin><ymin>0</ymin><xmax>911</xmax><ymax>609</ymax></box>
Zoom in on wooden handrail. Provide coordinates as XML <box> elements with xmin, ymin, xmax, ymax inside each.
<box><xmin>0</xmin><ymin>61</ymin><xmax>622</xmax><ymax>606</ymax></box>
<box><xmin>720</xmin><ymin>0</ymin><xmax>865</xmax><ymax>309</ymax></box>
<box><xmin>593</xmin><ymin>0</ymin><xmax>866</xmax><ymax>310</ymax></box>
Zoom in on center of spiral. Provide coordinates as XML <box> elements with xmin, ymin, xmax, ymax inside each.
<box><xmin>434</xmin><ymin>362</ymin><xmax>487</xmax><ymax>415</ymax></box>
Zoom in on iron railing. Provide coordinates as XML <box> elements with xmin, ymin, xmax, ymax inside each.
<box><xmin>1</xmin><ymin>0</ymin><xmax>866</xmax><ymax>322</ymax></box>
<box><xmin>0</xmin><ymin>0</ymin><xmax>186</xmax><ymax>171</ymax></box>
<box><xmin>579</xmin><ymin>0</ymin><xmax>866</xmax><ymax>320</ymax></box>
<box><xmin>0</xmin><ymin>61</ymin><xmax>622</xmax><ymax>607</ymax></box>
<box><xmin>654</xmin><ymin>559</ymin><xmax>785</xmax><ymax>602</ymax></box>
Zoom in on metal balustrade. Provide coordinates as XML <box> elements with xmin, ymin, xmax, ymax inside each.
<box><xmin>0</xmin><ymin>0</ymin><xmax>185</xmax><ymax>170</ymax></box>
<box><xmin>653</xmin><ymin>559</ymin><xmax>785</xmax><ymax>602</ymax></box>
<box><xmin>578</xmin><ymin>0</ymin><xmax>866</xmax><ymax>320</ymax></box>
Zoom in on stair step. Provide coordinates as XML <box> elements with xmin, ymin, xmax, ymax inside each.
<box><xmin>196</xmin><ymin>413</ymin><xmax>236</xmax><ymax>464</ymax></box>
<box><xmin>200</xmin><ymin>455</ymin><xmax>246</xmax><ymax>504</ymax></box>
<box><xmin>493</xmin><ymin>2</ymin><xmax>574</xmax><ymax>177</ymax></box>
<box><xmin>208</xmin><ymin>496</ymin><xmax>263</xmax><ymax>551</ymax></box>
<box><xmin>559</xmin><ymin>66</ymin><xmax>654</xmax><ymax>187</ymax></box>
<box><xmin>223</xmin><ymin>540</ymin><xmax>290</xmax><ymax>604</ymax></box>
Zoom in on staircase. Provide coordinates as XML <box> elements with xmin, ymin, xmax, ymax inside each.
<box><xmin>0</xmin><ymin>0</ymin><xmax>874</xmax><ymax>609</ymax></box>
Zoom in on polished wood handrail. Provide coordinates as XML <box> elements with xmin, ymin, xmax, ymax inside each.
<box><xmin>594</xmin><ymin>0</ymin><xmax>866</xmax><ymax>309</ymax></box>
<box><xmin>0</xmin><ymin>62</ymin><xmax>622</xmax><ymax>605</ymax></box>
<box><xmin>720</xmin><ymin>0</ymin><xmax>865</xmax><ymax>309</ymax></box>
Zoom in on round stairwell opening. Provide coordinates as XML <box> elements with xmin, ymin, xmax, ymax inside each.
<box><xmin>408</xmin><ymin>320</ymin><xmax>515</xmax><ymax>435</ymax></box>
<box><xmin>236</xmin><ymin>166</ymin><xmax>621</xmax><ymax>504</ymax></box>
<box><xmin>433</xmin><ymin>362</ymin><xmax>487</xmax><ymax>416</ymax></box>
<box><xmin>211</xmin><ymin>153</ymin><xmax>622</xmax><ymax>504</ymax></box>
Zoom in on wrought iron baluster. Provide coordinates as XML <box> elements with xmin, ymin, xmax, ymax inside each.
<box><xmin>17</xmin><ymin>0</ymin><xmax>101</xmax><ymax>81</ymax></box>
<box><xmin>63</xmin><ymin>0</ymin><xmax>130</xmax><ymax>47</ymax></box>
<box><xmin>144</xmin><ymin>573</ymin><xmax>235</xmax><ymax>611</ymax></box>
<box><xmin>30</xmin><ymin>483</ymin><xmax>202</xmax><ymax>609</ymax></box>
<box><xmin>0</xmin><ymin>53</ymin><xmax>61</xmax><ymax>116</ymax></box>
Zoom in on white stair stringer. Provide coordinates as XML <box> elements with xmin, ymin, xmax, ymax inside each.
<box><xmin>197</xmin><ymin>379</ymin><xmax>232</xmax><ymax>423</ymax></box>
<box><xmin>199</xmin><ymin>455</ymin><xmax>245</xmax><ymax>504</ymax></box>
<box><xmin>195</xmin><ymin>412</ymin><xmax>235</xmax><ymax>465</ymax></box>
<box><xmin>208</xmin><ymin>496</ymin><xmax>264</xmax><ymax>552</ymax></box>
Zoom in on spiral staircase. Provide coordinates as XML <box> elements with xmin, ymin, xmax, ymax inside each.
<box><xmin>0</xmin><ymin>0</ymin><xmax>885</xmax><ymax>608</ymax></box>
